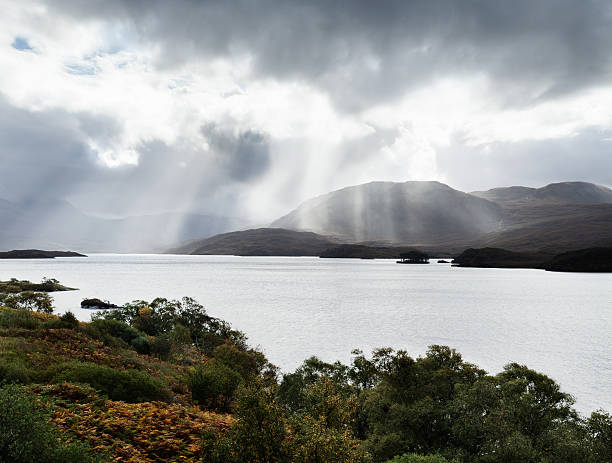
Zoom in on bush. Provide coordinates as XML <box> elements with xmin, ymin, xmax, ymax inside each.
<box><xmin>0</xmin><ymin>384</ymin><xmax>99</xmax><ymax>462</ymax></box>
<box><xmin>50</xmin><ymin>362</ymin><xmax>170</xmax><ymax>403</ymax></box>
<box><xmin>212</xmin><ymin>342</ymin><xmax>260</xmax><ymax>379</ymax></box>
<box><xmin>188</xmin><ymin>359</ymin><xmax>242</xmax><ymax>411</ymax></box>
<box><xmin>0</xmin><ymin>359</ymin><xmax>31</xmax><ymax>384</ymax></box>
<box><xmin>59</xmin><ymin>311</ymin><xmax>80</xmax><ymax>329</ymax></box>
<box><xmin>151</xmin><ymin>333</ymin><xmax>173</xmax><ymax>360</ymax></box>
<box><xmin>1</xmin><ymin>291</ymin><xmax>54</xmax><ymax>313</ymax></box>
<box><xmin>0</xmin><ymin>308</ymin><xmax>41</xmax><ymax>330</ymax></box>
<box><xmin>130</xmin><ymin>335</ymin><xmax>152</xmax><ymax>355</ymax></box>
<box><xmin>85</xmin><ymin>318</ymin><xmax>150</xmax><ymax>353</ymax></box>
<box><xmin>201</xmin><ymin>383</ymin><xmax>288</xmax><ymax>463</ymax></box>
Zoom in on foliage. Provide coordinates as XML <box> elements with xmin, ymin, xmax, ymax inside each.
<box><xmin>0</xmin><ymin>306</ymin><xmax>42</xmax><ymax>329</ymax></box>
<box><xmin>94</xmin><ymin>297</ymin><xmax>247</xmax><ymax>353</ymax></box>
<box><xmin>0</xmin><ymin>358</ymin><xmax>31</xmax><ymax>384</ymax></box>
<box><xmin>50</xmin><ymin>361</ymin><xmax>171</xmax><ymax>403</ymax></box>
<box><xmin>86</xmin><ymin>317</ymin><xmax>143</xmax><ymax>345</ymax></box>
<box><xmin>0</xmin><ymin>277</ymin><xmax>74</xmax><ymax>293</ymax></box>
<box><xmin>0</xmin><ymin>290</ymin><xmax>54</xmax><ymax>312</ymax></box>
<box><xmin>0</xmin><ymin>384</ymin><xmax>100</xmax><ymax>463</ymax></box>
<box><xmin>202</xmin><ymin>378</ymin><xmax>370</xmax><ymax>463</ymax></box>
<box><xmin>34</xmin><ymin>383</ymin><xmax>231</xmax><ymax>463</ymax></box>
<box><xmin>288</xmin><ymin>378</ymin><xmax>370</xmax><ymax>463</ymax></box>
<box><xmin>188</xmin><ymin>359</ymin><xmax>242</xmax><ymax>411</ymax></box>
<box><xmin>201</xmin><ymin>382</ymin><xmax>289</xmax><ymax>463</ymax></box>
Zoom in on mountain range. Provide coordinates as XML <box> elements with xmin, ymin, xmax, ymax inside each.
<box><xmin>2</xmin><ymin>181</ymin><xmax>612</xmax><ymax>255</ymax></box>
<box><xmin>175</xmin><ymin>181</ymin><xmax>612</xmax><ymax>256</ymax></box>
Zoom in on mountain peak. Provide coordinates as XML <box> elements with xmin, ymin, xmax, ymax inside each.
<box><xmin>272</xmin><ymin>180</ymin><xmax>502</xmax><ymax>244</ymax></box>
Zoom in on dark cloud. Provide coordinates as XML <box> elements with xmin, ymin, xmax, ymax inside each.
<box><xmin>201</xmin><ymin>123</ymin><xmax>271</xmax><ymax>182</ymax></box>
<box><xmin>0</xmin><ymin>96</ymin><xmax>101</xmax><ymax>202</ymax></box>
<box><xmin>50</xmin><ymin>0</ymin><xmax>612</xmax><ymax>111</ymax></box>
<box><xmin>0</xmin><ymin>96</ymin><xmax>272</xmax><ymax>218</ymax></box>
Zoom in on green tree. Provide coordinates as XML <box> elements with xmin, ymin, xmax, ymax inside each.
<box><xmin>188</xmin><ymin>359</ymin><xmax>242</xmax><ymax>411</ymax></box>
<box><xmin>0</xmin><ymin>385</ymin><xmax>101</xmax><ymax>462</ymax></box>
<box><xmin>201</xmin><ymin>382</ymin><xmax>289</xmax><ymax>463</ymax></box>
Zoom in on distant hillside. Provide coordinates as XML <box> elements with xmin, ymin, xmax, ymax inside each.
<box><xmin>452</xmin><ymin>248</ymin><xmax>553</xmax><ymax>269</ymax></box>
<box><xmin>452</xmin><ymin>246</ymin><xmax>612</xmax><ymax>272</ymax></box>
<box><xmin>472</xmin><ymin>181</ymin><xmax>612</xmax><ymax>205</ymax></box>
<box><xmin>169</xmin><ymin>228</ymin><xmax>338</xmax><ymax>256</ymax></box>
<box><xmin>479</xmin><ymin>204</ymin><xmax>612</xmax><ymax>253</ymax></box>
<box><xmin>545</xmin><ymin>247</ymin><xmax>612</xmax><ymax>272</ymax></box>
<box><xmin>0</xmin><ymin>197</ymin><xmax>244</xmax><ymax>252</ymax></box>
<box><xmin>272</xmin><ymin>181</ymin><xmax>503</xmax><ymax>244</ymax></box>
<box><xmin>269</xmin><ymin>180</ymin><xmax>612</xmax><ymax>254</ymax></box>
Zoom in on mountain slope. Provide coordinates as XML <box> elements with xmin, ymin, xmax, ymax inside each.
<box><xmin>472</xmin><ymin>181</ymin><xmax>612</xmax><ymax>205</ymax></box>
<box><xmin>169</xmin><ymin>228</ymin><xmax>338</xmax><ymax>256</ymax></box>
<box><xmin>271</xmin><ymin>181</ymin><xmax>503</xmax><ymax>244</ymax></box>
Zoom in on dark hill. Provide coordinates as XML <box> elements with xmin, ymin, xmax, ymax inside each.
<box><xmin>168</xmin><ymin>228</ymin><xmax>338</xmax><ymax>256</ymax></box>
<box><xmin>544</xmin><ymin>247</ymin><xmax>612</xmax><ymax>272</ymax></box>
<box><xmin>451</xmin><ymin>248</ymin><xmax>553</xmax><ymax>269</ymax></box>
<box><xmin>452</xmin><ymin>246</ymin><xmax>612</xmax><ymax>272</ymax></box>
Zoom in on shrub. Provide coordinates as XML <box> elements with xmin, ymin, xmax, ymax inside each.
<box><xmin>0</xmin><ymin>359</ymin><xmax>31</xmax><ymax>384</ymax></box>
<box><xmin>188</xmin><ymin>359</ymin><xmax>242</xmax><ymax>411</ymax></box>
<box><xmin>59</xmin><ymin>311</ymin><xmax>80</xmax><ymax>329</ymax></box>
<box><xmin>1</xmin><ymin>291</ymin><xmax>54</xmax><ymax>313</ymax></box>
<box><xmin>151</xmin><ymin>333</ymin><xmax>173</xmax><ymax>360</ymax></box>
<box><xmin>0</xmin><ymin>384</ymin><xmax>99</xmax><ymax>462</ymax></box>
<box><xmin>0</xmin><ymin>308</ymin><xmax>41</xmax><ymax>330</ymax></box>
<box><xmin>51</xmin><ymin>362</ymin><xmax>170</xmax><ymax>403</ymax></box>
<box><xmin>212</xmin><ymin>342</ymin><xmax>260</xmax><ymax>379</ymax></box>
<box><xmin>130</xmin><ymin>335</ymin><xmax>152</xmax><ymax>355</ymax></box>
<box><xmin>201</xmin><ymin>383</ymin><xmax>288</xmax><ymax>463</ymax></box>
<box><xmin>85</xmin><ymin>318</ymin><xmax>149</xmax><ymax>353</ymax></box>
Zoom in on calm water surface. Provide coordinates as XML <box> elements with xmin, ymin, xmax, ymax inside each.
<box><xmin>1</xmin><ymin>254</ymin><xmax>611</xmax><ymax>414</ymax></box>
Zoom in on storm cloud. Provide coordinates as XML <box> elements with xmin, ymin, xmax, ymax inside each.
<box><xmin>48</xmin><ymin>0</ymin><xmax>612</xmax><ymax>110</ymax></box>
<box><xmin>1</xmin><ymin>0</ymin><xmax>612</xmax><ymax>225</ymax></box>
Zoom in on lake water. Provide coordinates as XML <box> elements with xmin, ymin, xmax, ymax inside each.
<box><xmin>1</xmin><ymin>254</ymin><xmax>611</xmax><ymax>415</ymax></box>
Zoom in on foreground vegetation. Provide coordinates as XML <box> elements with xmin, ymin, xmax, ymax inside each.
<box><xmin>1</xmin><ymin>278</ymin><xmax>612</xmax><ymax>462</ymax></box>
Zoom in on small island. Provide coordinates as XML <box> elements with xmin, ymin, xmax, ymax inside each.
<box><xmin>0</xmin><ymin>249</ymin><xmax>86</xmax><ymax>259</ymax></box>
<box><xmin>397</xmin><ymin>250</ymin><xmax>430</xmax><ymax>264</ymax></box>
<box><xmin>81</xmin><ymin>298</ymin><xmax>119</xmax><ymax>310</ymax></box>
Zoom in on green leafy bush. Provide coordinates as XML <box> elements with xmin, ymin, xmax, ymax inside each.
<box><xmin>201</xmin><ymin>383</ymin><xmax>289</xmax><ymax>463</ymax></box>
<box><xmin>130</xmin><ymin>335</ymin><xmax>152</xmax><ymax>355</ymax></box>
<box><xmin>84</xmin><ymin>318</ymin><xmax>150</xmax><ymax>354</ymax></box>
<box><xmin>0</xmin><ymin>308</ymin><xmax>41</xmax><ymax>329</ymax></box>
<box><xmin>50</xmin><ymin>362</ymin><xmax>170</xmax><ymax>403</ymax></box>
<box><xmin>188</xmin><ymin>359</ymin><xmax>242</xmax><ymax>411</ymax></box>
<box><xmin>95</xmin><ymin>297</ymin><xmax>247</xmax><ymax>353</ymax></box>
<box><xmin>0</xmin><ymin>384</ymin><xmax>100</xmax><ymax>462</ymax></box>
<box><xmin>0</xmin><ymin>291</ymin><xmax>54</xmax><ymax>313</ymax></box>
<box><xmin>0</xmin><ymin>359</ymin><xmax>32</xmax><ymax>384</ymax></box>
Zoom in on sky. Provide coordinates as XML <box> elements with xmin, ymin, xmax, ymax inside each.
<box><xmin>1</xmin><ymin>0</ymin><xmax>612</xmax><ymax>222</ymax></box>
